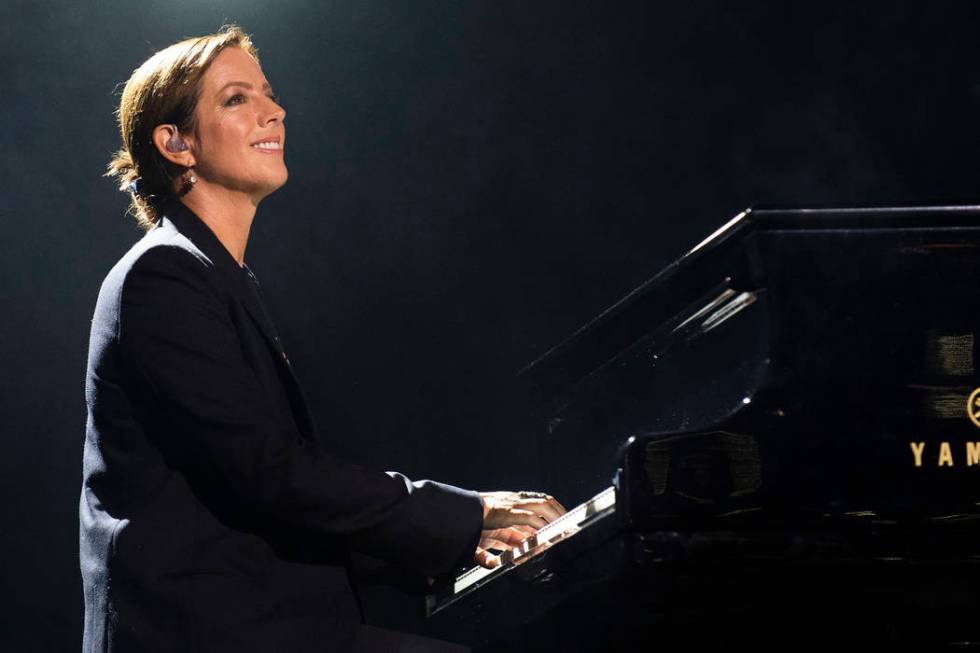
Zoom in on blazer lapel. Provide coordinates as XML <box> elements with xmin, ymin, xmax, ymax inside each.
<box><xmin>239</xmin><ymin>269</ymin><xmax>320</xmax><ymax>443</ymax></box>
<box><xmin>160</xmin><ymin>200</ymin><xmax>284</xmax><ymax>351</ymax></box>
<box><xmin>160</xmin><ymin>200</ymin><xmax>319</xmax><ymax>443</ymax></box>
<box><xmin>238</xmin><ymin>266</ymin><xmax>288</xmax><ymax>360</ymax></box>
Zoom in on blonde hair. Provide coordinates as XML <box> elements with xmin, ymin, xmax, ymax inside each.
<box><xmin>106</xmin><ymin>25</ymin><xmax>259</xmax><ymax>229</ymax></box>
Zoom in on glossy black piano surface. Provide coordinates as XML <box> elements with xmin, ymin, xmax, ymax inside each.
<box><xmin>424</xmin><ymin>206</ymin><xmax>980</xmax><ymax>650</ymax></box>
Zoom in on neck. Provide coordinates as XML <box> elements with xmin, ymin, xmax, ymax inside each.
<box><xmin>178</xmin><ymin>185</ymin><xmax>259</xmax><ymax>267</ymax></box>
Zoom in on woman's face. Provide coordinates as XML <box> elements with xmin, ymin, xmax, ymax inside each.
<box><xmin>189</xmin><ymin>47</ymin><xmax>287</xmax><ymax>200</ymax></box>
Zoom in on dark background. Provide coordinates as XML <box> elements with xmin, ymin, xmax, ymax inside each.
<box><xmin>4</xmin><ymin>1</ymin><xmax>980</xmax><ymax>649</ymax></box>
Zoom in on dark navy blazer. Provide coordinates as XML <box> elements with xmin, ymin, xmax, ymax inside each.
<box><xmin>80</xmin><ymin>200</ymin><xmax>483</xmax><ymax>652</ymax></box>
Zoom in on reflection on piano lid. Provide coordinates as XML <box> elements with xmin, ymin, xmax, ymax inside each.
<box><xmin>425</xmin><ymin>206</ymin><xmax>980</xmax><ymax>651</ymax></box>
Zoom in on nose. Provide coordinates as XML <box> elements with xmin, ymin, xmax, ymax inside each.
<box><xmin>260</xmin><ymin>95</ymin><xmax>286</xmax><ymax>126</ymax></box>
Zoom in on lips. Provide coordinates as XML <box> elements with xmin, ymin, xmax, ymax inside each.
<box><xmin>250</xmin><ymin>137</ymin><xmax>282</xmax><ymax>151</ymax></box>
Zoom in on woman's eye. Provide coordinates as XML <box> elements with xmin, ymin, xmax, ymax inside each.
<box><xmin>268</xmin><ymin>94</ymin><xmax>281</xmax><ymax>105</ymax></box>
<box><xmin>225</xmin><ymin>94</ymin><xmax>246</xmax><ymax>106</ymax></box>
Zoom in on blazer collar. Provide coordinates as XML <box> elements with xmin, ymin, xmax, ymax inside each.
<box><xmin>158</xmin><ymin>199</ymin><xmax>244</xmax><ymax>278</ymax></box>
<box><xmin>157</xmin><ymin>199</ymin><xmax>284</xmax><ymax>354</ymax></box>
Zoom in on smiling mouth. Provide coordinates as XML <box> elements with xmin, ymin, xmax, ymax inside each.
<box><xmin>251</xmin><ymin>138</ymin><xmax>283</xmax><ymax>152</ymax></box>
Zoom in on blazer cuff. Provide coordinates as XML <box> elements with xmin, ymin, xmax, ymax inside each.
<box><xmin>399</xmin><ymin>477</ymin><xmax>484</xmax><ymax>577</ymax></box>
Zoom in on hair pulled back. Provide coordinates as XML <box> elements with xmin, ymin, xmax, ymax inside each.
<box><xmin>106</xmin><ymin>25</ymin><xmax>259</xmax><ymax>229</ymax></box>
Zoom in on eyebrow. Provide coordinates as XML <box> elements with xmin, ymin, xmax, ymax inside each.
<box><xmin>216</xmin><ymin>80</ymin><xmax>273</xmax><ymax>95</ymax></box>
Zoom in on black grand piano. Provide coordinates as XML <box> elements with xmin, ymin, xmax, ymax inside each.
<box><xmin>424</xmin><ymin>206</ymin><xmax>980</xmax><ymax>650</ymax></box>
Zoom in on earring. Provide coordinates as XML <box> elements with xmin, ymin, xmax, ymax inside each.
<box><xmin>177</xmin><ymin>168</ymin><xmax>198</xmax><ymax>196</ymax></box>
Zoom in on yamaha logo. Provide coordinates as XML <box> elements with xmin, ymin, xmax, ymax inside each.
<box><xmin>969</xmin><ymin>388</ymin><xmax>980</xmax><ymax>429</ymax></box>
<box><xmin>909</xmin><ymin>388</ymin><xmax>980</xmax><ymax>466</ymax></box>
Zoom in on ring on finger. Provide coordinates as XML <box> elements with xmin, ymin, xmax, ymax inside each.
<box><xmin>517</xmin><ymin>491</ymin><xmax>548</xmax><ymax>499</ymax></box>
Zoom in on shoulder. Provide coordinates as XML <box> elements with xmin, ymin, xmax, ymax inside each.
<box><xmin>92</xmin><ymin>219</ymin><xmax>222</xmax><ymax>331</ymax></box>
<box><xmin>120</xmin><ymin>219</ymin><xmax>215</xmax><ymax>288</ymax></box>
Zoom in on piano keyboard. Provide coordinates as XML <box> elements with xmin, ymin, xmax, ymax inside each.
<box><xmin>449</xmin><ymin>486</ymin><xmax>617</xmax><ymax>598</ymax></box>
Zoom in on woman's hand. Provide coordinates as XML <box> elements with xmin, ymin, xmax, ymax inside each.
<box><xmin>474</xmin><ymin>491</ymin><xmax>566</xmax><ymax>569</ymax></box>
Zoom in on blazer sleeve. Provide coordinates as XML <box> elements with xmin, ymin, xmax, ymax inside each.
<box><xmin>117</xmin><ymin>245</ymin><xmax>483</xmax><ymax>576</ymax></box>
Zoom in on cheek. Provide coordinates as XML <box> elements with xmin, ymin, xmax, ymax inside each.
<box><xmin>211</xmin><ymin>119</ymin><xmax>238</xmax><ymax>152</ymax></box>
<box><xmin>199</xmin><ymin>120</ymin><xmax>247</xmax><ymax>166</ymax></box>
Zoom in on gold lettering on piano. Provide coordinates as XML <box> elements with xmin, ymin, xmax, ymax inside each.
<box><xmin>968</xmin><ymin>387</ymin><xmax>980</xmax><ymax>428</ymax></box>
<box><xmin>938</xmin><ymin>442</ymin><xmax>954</xmax><ymax>466</ymax></box>
<box><xmin>910</xmin><ymin>442</ymin><xmax>925</xmax><ymax>467</ymax></box>
<box><xmin>909</xmin><ymin>441</ymin><xmax>980</xmax><ymax>466</ymax></box>
<box><xmin>968</xmin><ymin>442</ymin><xmax>980</xmax><ymax>466</ymax></box>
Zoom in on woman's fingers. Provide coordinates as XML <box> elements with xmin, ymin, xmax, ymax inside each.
<box><xmin>481</xmin><ymin>526</ymin><xmax>531</xmax><ymax>549</ymax></box>
<box><xmin>474</xmin><ymin>547</ymin><xmax>501</xmax><ymax>569</ymax></box>
<box><xmin>472</xmin><ymin>492</ymin><xmax>568</xmax><ymax>571</ymax></box>
<box><xmin>479</xmin><ymin>537</ymin><xmax>513</xmax><ymax>551</ymax></box>
<box><xmin>480</xmin><ymin>490</ymin><xmax>567</xmax><ymax>530</ymax></box>
<box><xmin>510</xmin><ymin>524</ymin><xmax>537</xmax><ymax>537</ymax></box>
<box><xmin>483</xmin><ymin>506</ymin><xmax>544</xmax><ymax>530</ymax></box>
<box><xmin>548</xmin><ymin>496</ymin><xmax>567</xmax><ymax>515</ymax></box>
<box><xmin>500</xmin><ymin>508</ymin><xmax>548</xmax><ymax>529</ymax></box>
<box><xmin>517</xmin><ymin>496</ymin><xmax>565</xmax><ymax>523</ymax></box>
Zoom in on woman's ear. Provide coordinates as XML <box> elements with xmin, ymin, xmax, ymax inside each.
<box><xmin>152</xmin><ymin>124</ymin><xmax>196</xmax><ymax>168</ymax></box>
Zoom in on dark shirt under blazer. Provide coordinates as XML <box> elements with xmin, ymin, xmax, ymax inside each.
<box><xmin>80</xmin><ymin>200</ymin><xmax>483</xmax><ymax>652</ymax></box>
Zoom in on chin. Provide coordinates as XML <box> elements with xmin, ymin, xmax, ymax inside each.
<box><xmin>252</xmin><ymin>169</ymin><xmax>289</xmax><ymax>201</ymax></box>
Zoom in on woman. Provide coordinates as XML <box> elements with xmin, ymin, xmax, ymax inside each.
<box><xmin>81</xmin><ymin>26</ymin><xmax>563</xmax><ymax>652</ymax></box>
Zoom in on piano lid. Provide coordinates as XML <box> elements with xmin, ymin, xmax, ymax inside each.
<box><xmin>520</xmin><ymin>205</ymin><xmax>980</xmax><ymax>506</ymax></box>
<box><xmin>520</xmin><ymin>205</ymin><xmax>980</xmax><ymax>402</ymax></box>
